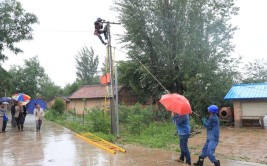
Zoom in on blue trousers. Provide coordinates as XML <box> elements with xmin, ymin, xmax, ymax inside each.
<box><xmin>179</xmin><ymin>134</ymin><xmax>191</xmax><ymax>165</ymax></box>
<box><xmin>200</xmin><ymin>139</ymin><xmax>218</xmax><ymax>163</ymax></box>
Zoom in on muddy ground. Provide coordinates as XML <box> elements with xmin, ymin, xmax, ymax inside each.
<box><xmin>123</xmin><ymin>127</ymin><xmax>267</xmax><ymax>165</ymax></box>
<box><xmin>190</xmin><ymin>127</ymin><xmax>267</xmax><ymax>164</ymax></box>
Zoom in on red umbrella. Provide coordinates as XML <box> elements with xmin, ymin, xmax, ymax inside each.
<box><xmin>159</xmin><ymin>93</ymin><xmax>192</xmax><ymax>115</ymax></box>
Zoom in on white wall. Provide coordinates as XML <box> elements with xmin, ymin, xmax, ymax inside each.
<box><xmin>241</xmin><ymin>100</ymin><xmax>267</xmax><ymax>117</ymax></box>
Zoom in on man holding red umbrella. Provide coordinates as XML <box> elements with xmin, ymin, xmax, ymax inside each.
<box><xmin>172</xmin><ymin>113</ymin><xmax>191</xmax><ymax>165</ymax></box>
<box><xmin>160</xmin><ymin>93</ymin><xmax>192</xmax><ymax>165</ymax></box>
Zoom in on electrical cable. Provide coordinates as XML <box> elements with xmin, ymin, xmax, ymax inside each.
<box><xmin>114</xmin><ymin>47</ymin><xmax>201</xmax><ymax>117</ymax></box>
<box><xmin>114</xmin><ymin>48</ymin><xmax>170</xmax><ymax>94</ymax></box>
<box><xmin>35</xmin><ymin>29</ymin><xmax>92</xmax><ymax>33</ymax></box>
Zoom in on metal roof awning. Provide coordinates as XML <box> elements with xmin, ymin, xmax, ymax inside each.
<box><xmin>224</xmin><ymin>83</ymin><xmax>267</xmax><ymax>100</ymax></box>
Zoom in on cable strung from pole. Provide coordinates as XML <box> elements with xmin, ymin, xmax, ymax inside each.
<box><xmin>114</xmin><ymin>48</ymin><xmax>169</xmax><ymax>94</ymax></box>
<box><xmin>114</xmin><ymin>48</ymin><xmax>202</xmax><ymax>117</ymax></box>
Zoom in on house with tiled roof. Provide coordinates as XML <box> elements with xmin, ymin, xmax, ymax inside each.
<box><xmin>47</xmin><ymin>95</ymin><xmax>70</xmax><ymax>110</ymax></box>
<box><xmin>224</xmin><ymin>83</ymin><xmax>267</xmax><ymax>128</ymax></box>
<box><xmin>69</xmin><ymin>84</ymin><xmax>138</xmax><ymax>114</ymax></box>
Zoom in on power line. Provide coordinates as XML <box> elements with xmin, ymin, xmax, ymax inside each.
<box><xmin>114</xmin><ymin>47</ymin><xmax>201</xmax><ymax>117</ymax></box>
<box><xmin>35</xmin><ymin>29</ymin><xmax>92</xmax><ymax>33</ymax></box>
<box><xmin>114</xmin><ymin>48</ymin><xmax>169</xmax><ymax>93</ymax></box>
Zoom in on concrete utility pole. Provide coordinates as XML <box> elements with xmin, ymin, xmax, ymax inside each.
<box><xmin>106</xmin><ymin>21</ymin><xmax>121</xmax><ymax>135</ymax></box>
<box><xmin>114</xmin><ymin>64</ymin><xmax>120</xmax><ymax>137</ymax></box>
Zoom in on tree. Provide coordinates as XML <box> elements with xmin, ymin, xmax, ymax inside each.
<box><xmin>0</xmin><ymin>66</ymin><xmax>12</xmax><ymax>96</ymax></box>
<box><xmin>115</xmin><ymin>0</ymin><xmax>239</xmax><ymax>115</ymax></box>
<box><xmin>242</xmin><ymin>58</ymin><xmax>267</xmax><ymax>83</ymax></box>
<box><xmin>39</xmin><ymin>75</ymin><xmax>62</xmax><ymax>101</ymax></box>
<box><xmin>62</xmin><ymin>80</ymin><xmax>83</xmax><ymax>96</ymax></box>
<box><xmin>75</xmin><ymin>46</ymin><xmax>99</xmax><ymax>85</ymax></box>
<box><xmin>51</xmin><ymin>97</ymin><xmax>65</xmax><ymax>114</ymax></box>
<box><xmin>0</xmin><ymin>0</ymin><xmax>38</xmax><ymax>61</ymax></box>
<box><xmin>9</xmin><ymin>56</ymin><xmax>45</xmax><ymax>98</ymax></box>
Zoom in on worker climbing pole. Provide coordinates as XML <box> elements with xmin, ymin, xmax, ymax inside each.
<box><xmin>94</xmin><ymin>17</ymin><xmax>108</xmax><ymax>45</ymax></box>
<box><xmin>95</xmin><ymin>17</ymin><xmax>121</xmax><ymax>135</ymax></box>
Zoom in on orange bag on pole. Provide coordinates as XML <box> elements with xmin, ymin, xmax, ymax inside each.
<box><xmin>100</xmin><ymin>73</ymin><xmax>111</xmax><ymax>84</ymax></box>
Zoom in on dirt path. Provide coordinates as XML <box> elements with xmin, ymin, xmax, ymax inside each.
<box><xmin>189</xmin><ymin>127</ymin><xmax>267</xmax><ymax>165</ymax></box>
<box><xmin>123</xmin><ymin>144</ymin><xmax>266</xmax><ymax>166</ymax></box>
<box><xmin>1</xmin><ymin>114</ymin><xmax>266</xmax><ymax>165</ymax></box>
<box><xmin>121</xmin><ymin>126</ymin><xmax>267</xmax><ymax>165</ymax></box>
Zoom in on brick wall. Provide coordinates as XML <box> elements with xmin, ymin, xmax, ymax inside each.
<box><xmin>233</xmin><ymin>101</ymin><xmax>242</xmax><ymax>127</ymax></box>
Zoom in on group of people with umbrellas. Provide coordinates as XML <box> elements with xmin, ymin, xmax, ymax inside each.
<box><xmin>0</xmin><ymin>93</ymin><xmax>46</xmax><ymax>133</ymax></box>
<box><xmin>160</xmin><ymin>93</ymin><xmax>220</xmax><ymax>166</ymax></box>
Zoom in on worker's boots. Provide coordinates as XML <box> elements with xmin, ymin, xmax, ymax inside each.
<box><xmin>214</xmin><ymin>160</ymin><xmax>220</xmax><ymax>166</ymax></box>
<box><xmin>193</xmin><ymin>156</ymin><xmax>204</xmax><ymax>166</ymax></box>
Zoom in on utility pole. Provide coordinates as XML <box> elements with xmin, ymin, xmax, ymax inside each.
<box><xmin>114</xmin><ymin>64</ymin><xmax>120</xmax><ymax>138</ymax></box>
<box><xmin>106</xmin><ymin>21</ymin><xmax>121</xmax><ymax>135</ymax></box>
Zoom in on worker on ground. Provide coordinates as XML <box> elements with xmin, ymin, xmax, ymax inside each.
<box><xmin>94</xmin><ymin>17</ymin><xmax>108</xmax><ymax>45</ymax></box>
<box><xmin>172</xmin><ymin>113</ymin><xmax>191</xmax><ymax>166</ymax></box>
<box><xmin>193</xmin><ymin>105</ymin><xmax>220</xmax><ymax>166</ymax></box>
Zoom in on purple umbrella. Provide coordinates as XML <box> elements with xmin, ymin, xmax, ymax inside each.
<box><xmin>26</xmin><ymin>99</ymin><xmax>47</xmax><ymax>114</ymax></box>
<box><xmin>0</xmin><ymin>97</ymin><xmax>11</xmax><ymax>103</ymax></box>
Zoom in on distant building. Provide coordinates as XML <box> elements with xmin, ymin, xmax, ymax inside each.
<box><xmin>224</xmin><ymin>83</ymin><xmax>267</xmax><ymax>128</ymax></box>
<box><xmin>47</xmin><ymin>96</ymin><xmax>70</xmax><ymax>110</ymax></box>
<box><xmin>68</xmin><ymin>84</ymin><xmax>138</xmax><ymax>114</ymax></box>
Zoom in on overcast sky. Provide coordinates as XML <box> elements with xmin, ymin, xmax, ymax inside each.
<box><xmin>2</xmin><ymin>0</ymin><xmax>267</xmax><ymax>87</ymax></box>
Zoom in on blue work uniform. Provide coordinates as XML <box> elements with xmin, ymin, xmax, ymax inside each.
<box><xmin>201</xmin><ymin>114</ymin><xmax>220</xmax><ymax>163</ymax></box>
<box><xmin>173</xmin><ymin>114</ymin><xmax>191</xmax><ymax>165</ymax></box>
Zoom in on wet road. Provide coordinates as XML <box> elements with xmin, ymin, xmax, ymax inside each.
<box><xmin>0</xmin><ymin>114</ymin><xmax>265</xmax><ymax>166</ymax></box>
<box><xmin>0</xmin><ymin>114</ymin><xmax>132</xmax><ymax>166</ymax></box>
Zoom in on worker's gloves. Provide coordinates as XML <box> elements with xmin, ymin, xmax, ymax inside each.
<box><xmin>202</xmin><ymin>118</ymin><xmax>207</xmax><ymax>124</ymax></box>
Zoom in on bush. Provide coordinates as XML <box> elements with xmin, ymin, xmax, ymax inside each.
<box><xmin>119</xmin><ymin>104</ymin><xmax>157</xmax><ymax>135</ymax></box>
<box><xmin>155</xmin><ymin>105</ymin><xmax>172</xmax><ymax>122</ymax></box>
<box><xmin>140</xmin><ymin>106</ymin><xmax>155</xmax><ymax>126</ymax></box>
<box><xmin>44</xmin><ymin>110</ymin><xmax>56</xmax><ymax>121</ymax></box>
<box><xmin>119</xmin><ymin>104</ymin><xmax>131</xmax><ymax>123</ymax></box>
<box><xmin>51</xmin><ymin>97</ymin><xmax>65</xmax><ymax>114</ymax></box>
<box><xmin>119</xmin><ymin>103</ymin><xmax>156</xmax><ymax>125</ymax></box>
<box><xmin>86</xmin><ymin>107</ymin><xmax>110</xmax><ymax>134</ymax></box>
<box><xmin>127</xmin><ymin>114</ymin><xmax>143</xmax><ymax>135</ymax></box>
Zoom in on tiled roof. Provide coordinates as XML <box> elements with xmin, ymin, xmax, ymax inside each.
<box><xmin>224</xmin><ymin>83</ymin><xmax>267</xmax><ymax>100</ymax></box>
<box><xmin>59</xmin><ymin>96</ymin><xmax>70</xmax><ymax>102</ymax></box>
<box><xmin>69</xmin><ymin>84</ymin><xmax>107</xmax><ymax>99</ymax></box>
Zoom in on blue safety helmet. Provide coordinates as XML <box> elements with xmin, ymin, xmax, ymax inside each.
<box><xmin>208</xmin><ymin>105</ymin><xmax>219</xmax><ymax>113</ymax></box>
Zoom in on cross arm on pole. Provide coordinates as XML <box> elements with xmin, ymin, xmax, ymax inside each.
<box><xmin>102</xmin><ymin>21</ymin><xmax>121</xmax><ymax>25</ymax></box>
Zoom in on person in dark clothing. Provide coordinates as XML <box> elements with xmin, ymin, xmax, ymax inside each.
<box><xmin>94</xmin><ymin>17</ymin><xmax>108</xmax><ymax>45</ymax></box>
<box><xmin>2</xmin><ymin>111</ymin><xmax>8</xmax><ymax>132</ymax></box>
<box><xmin>0</xmin><ymin>102</ymin><xmax>5</xmax><ymax>133</ymax></box>
<box><xmin>172</xmin><ymin>113</ymin><xmax>191</xmax><ymax>166</ymax></box>
<box><xmin>15</xmin><ymin>102</ymin><xmax>26</xmax><ymax>131</ymax></box>
<box><xmin>10</xmin><ymin>101</ymin><xmax>17</xmax><ymax>127</ymax></box>
<box><xmin>23</xmin><ymin>105</ymin><xmax>27</xmax><ymax>117</ymax></box>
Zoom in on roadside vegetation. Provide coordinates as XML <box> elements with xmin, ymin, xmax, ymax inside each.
<box><xmin>45</xmin><ymin>99</ymin><xmax>197</xmax><ymax>151</ymax></box>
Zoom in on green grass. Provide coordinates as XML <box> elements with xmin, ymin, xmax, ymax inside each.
<box><xmin>45</xmin><ymin>109</ymin><xmax>183</xmax><ymax>150</ymax></box>
<box><xmin>118</xmin><ymin>122</ymin><xmax>178</xmax><ymax>150</ymax></box>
